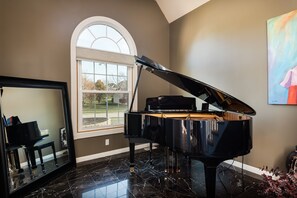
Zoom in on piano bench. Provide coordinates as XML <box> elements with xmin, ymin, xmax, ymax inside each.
<box><xmin>33</xmin><ymin>141</ymin><xmax>58</xmax><ymax>173</ymax></box>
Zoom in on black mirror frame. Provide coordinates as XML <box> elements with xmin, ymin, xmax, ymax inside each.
<box><xmin>0</xmin><ymin>76</ymin><xmax>76</xmax><ymax>198</ymax></box>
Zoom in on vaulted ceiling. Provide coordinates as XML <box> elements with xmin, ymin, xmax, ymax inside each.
<box><xmin>155</xmin><ymin>0</ymin><xmax>211</xmax><ymax>23</ymax></box>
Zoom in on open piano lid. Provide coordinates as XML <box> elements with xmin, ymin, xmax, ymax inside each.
<box><xmin>135</xmin><ymin>56</ymin><xmax>256</xmax><ymax>115</ymax></box>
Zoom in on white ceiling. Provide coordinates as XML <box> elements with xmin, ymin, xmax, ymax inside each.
<box><xmin>155</xmin><ymin>0</ymin><xmax>210</xmax><ymax>23</ymax></box>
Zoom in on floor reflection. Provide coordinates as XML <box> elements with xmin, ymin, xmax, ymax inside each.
<box><xmin>9</xmin><ymin>155</ymin><xmax>68</xmax><ymax>193</ymax></box>
<box><xmin>24</xmin><ymin>147</ymin><xmax>264</xmax><ymax>197</ymax></box>
<box><xmin>82</xmin><ymin>180</ymin><xmax>128</xmax><ymax>198</ymax></box>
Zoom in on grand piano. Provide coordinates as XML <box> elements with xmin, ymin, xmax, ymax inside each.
<box><xmin>124</xmin><ymin>56</ymin><xmax>256</xmax><ymax>198</ymax></box>
<box><xmin>6</xmin><ymin>120</ymin><xmax>45</xmax><ymax>170</ymax></box>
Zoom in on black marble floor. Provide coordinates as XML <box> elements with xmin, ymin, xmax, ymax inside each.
<box><xmin>24</xmin><ymin>147</ymin><xmax>264</xmax><ymax>198</ymax></box>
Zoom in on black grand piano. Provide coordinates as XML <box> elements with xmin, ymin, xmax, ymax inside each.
<box><xmin>6</xmin><ymin>120</ymin><xmax>46</xmax><ymax>171</ymax></box>
<box><xmin>124</xmin><ymin>56</ymin><xmax>256</xmax><ymax>198</ymax></box>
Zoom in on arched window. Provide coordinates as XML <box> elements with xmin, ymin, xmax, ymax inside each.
<box><xmin>71</xmin><ymin>17</ymin><xmax>137</xmax><ymax>139</ymax></box>
<box><xmin>77</xmin><ymin>24</ymin><xmax>130</xmax><ymax>54</ymax></box>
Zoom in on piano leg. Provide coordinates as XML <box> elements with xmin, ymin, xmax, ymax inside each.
<box><xmin>204</xmin><ymin>164</ymin><xmax>217</xmax><ymax>198</ymax></box>
<box><xmin>202</xmin><ymin>159</ymin><xmax>223</xmax><ymax>198</ymax></box>
<box><xmin>12</xmin><ymin>149</ymin><xmax>23</xmax><ymax>173</ymax></box>
<box><xmin>129</xmin><ymin>142</ymin><xmax>135</xmax><ymax>173</ymax></box>
<box><xmin>149</xmin><ymin>142</ymin><xmax>153</xmax><ymax>165</ymax></box>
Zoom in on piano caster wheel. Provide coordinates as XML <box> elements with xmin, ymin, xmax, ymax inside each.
<box><xmin>130</xmin><ymin>166</ymin><xmax>135</xmax><ymax>173</ymax></box>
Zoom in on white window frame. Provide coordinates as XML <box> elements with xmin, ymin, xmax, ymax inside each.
<box><xmin>71</xmin><ymin>16</ymin><xmax>137</xmax><ymax>140</ymax></box>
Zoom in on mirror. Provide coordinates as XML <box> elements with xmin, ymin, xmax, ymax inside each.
<box><xmin>0</xmin><ymin>76</ymin><xmax>76</xmax><ymax>197</ymax></box>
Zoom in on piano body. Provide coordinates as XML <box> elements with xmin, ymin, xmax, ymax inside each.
<box><xmin>124</xmin><ymin>56</ymin><xmax>256</xmax><ymax>197</ymax></box>
<box><xmin>6</xmin><ymin>121</ymin><xmax>44</xmax><ymax>169</ymax></box>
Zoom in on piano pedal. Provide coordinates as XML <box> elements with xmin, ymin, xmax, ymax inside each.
<box><xmin>164</xmin><ymin>167</ymin><xmax>180</xmax><ymax>173</ymax></box>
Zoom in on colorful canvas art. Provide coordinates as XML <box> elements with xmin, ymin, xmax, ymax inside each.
<box><xmin>268</xmin><ymin>10</ymin><xmax>297</xmax><ymax>104</ymax></box>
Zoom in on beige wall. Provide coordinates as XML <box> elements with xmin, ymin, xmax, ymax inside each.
<box><xmin>170</xmin><ymin>0</ymin><xmax>297</xmax><ymax>170</ymax></box>
<box><xmin>0</xmin><ymin>0</ymin><xmax>170</xmax><ymax>159</ymax></box>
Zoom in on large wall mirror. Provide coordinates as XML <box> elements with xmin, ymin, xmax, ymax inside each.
<box><xmin>0</xmin><ymin>76</ymin><xmax>76</xmax><ymax>197</ymax></box>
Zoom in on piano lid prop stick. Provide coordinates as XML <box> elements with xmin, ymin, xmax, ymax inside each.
<box><xmin>129</xmin><ymin>65</ymin><xmax>143</xmax><ymax>112</ymax></box>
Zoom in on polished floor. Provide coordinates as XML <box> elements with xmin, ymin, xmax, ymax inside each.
<box><xmin>24</xmin><ymin>147</ymin><xmax>264</xmax><ymax>198</ymax></box>
<box><xmin>9</xmin><ymin>155</ymin><xmax>68</xmax><ymax>193</ymax></box>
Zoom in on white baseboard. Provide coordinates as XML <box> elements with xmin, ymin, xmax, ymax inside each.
<box><xmin>224</xmin><ymin>159</ymin><xmax>267</xmax><ymax>180</ymax></box>
<box><xmin>76</xmin><ymin>143</ymin><xmax>150</xmax><ymax>163</ymax></box>
<box><xmin>19</xmin><ymin>150</ymin><xmax>67</xmax><ymax>168</ymax></box>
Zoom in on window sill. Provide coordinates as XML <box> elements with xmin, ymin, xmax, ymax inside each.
<box><xmin>73</xmin><ymin>127</ymin><xmax>124</xmax><ymax>140</ymax></box>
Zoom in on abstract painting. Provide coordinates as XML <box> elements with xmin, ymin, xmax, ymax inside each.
<box><xmin>268</xmin><ymin>10</ymin><xmax>297</xmax><ymax>104</ymax></box>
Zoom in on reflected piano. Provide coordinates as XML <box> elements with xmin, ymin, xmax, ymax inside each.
<box><xmin>124</xmin><ymin>56</ymin><xmax>256</xmax><ymax>198</ymax></box>
<box><xmin>6</xmin><ymin>121</ymin><xmax>44</xmax><ymax>169</ymax></box>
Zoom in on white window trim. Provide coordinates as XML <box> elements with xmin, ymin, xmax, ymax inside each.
<box><xmin>71</xmin><ymin>16</ymin><xmax>137</xmax><ymax>140</ymax></box>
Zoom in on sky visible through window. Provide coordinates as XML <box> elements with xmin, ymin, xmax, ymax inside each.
<box><xmin>77</xmin><ymin>25</ymin><xmax>130</xmax><ymax>54</ymax></box>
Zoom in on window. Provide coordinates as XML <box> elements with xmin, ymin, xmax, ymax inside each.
<box><xmin>71</xmin><ymin>17</ymin><xmax>137</xmax><ymax>139</ymax></box>
<box><xmin>77</xmin><ymin>25</ymin><xmax>130</xmax><ymax>54</ymax></box>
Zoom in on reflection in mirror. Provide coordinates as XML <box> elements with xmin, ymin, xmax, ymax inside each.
<box><xmin>2</xmin><ymin>87</ymin><xmax>69</xmax><ymax>193</ymax></box>
<box><xmin>0</xmin><ymin>76</ymin><xmax>76</xmax><ymax>198</ymax></box>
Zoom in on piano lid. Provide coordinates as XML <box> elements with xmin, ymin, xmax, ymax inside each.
<box><xmin>135</xmin><ymin>56</ymin><xmax>256</xmax><ymax>115</ymax></box>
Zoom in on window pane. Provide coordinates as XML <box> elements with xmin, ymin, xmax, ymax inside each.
<box><xmin>107</xmin><ymin>75</ymin><xmax>117</xmax><ymax>90</ymax></box>
<box><xmin>118</xmin><ymin>76</ymin><xmax>128</xmax><ymax>91</ymax></box>
<box><xmin>78</xmin><ymin>24</ymin><xmax>131</xmax><ymax>55</ymax></box>
<box><xmin>95</xmin><ymin>62</ymin><xmax>106</xmax><ymax>74</ymax></box>
<box><xmin>81</xmin><ymin>60</ymin><xmax>94</xmax><ymax>74</ymax></box>
<box><xmin>107</xmin><ymin>63</ymin><xmax>117</xmax><ymax>75</ymax></box>
<box><xmin>96</xmin><ymin>94</ymin><xmax>109</xmax><ymax>126</ymax></box>
<box><xmin>109</xmin><ymin>93</ymin><xmax>129</xmax><ymax>126</ymax></box>
<box><xmin>92</xmin><ymin>38</ymin><xmax>120</xmax><ymax>53</ymax></box>
<box><xmin>94</xmin><ymin>76</ymin><xmax>106</xmax><ymax>90</ymax></box>
<box><xmin>82</xmin><ymin>93</ymin><xmax>128</xmax><ymax>128</ymax></box>
<box><xmin>118</xmin><ymin>65</ymin><xmax>127</xmax><ymax>76</ymax></box>
<box><xmin>77</xmin><ymin>29</ymin><xmax>95</xmax><ymax>48</ymax></box>
<box><xmin>107</xmin><ymin>26</ymin><xmax>122</xmax><ymax>42</ymax></box>
<box><xmin>118</xmin><ymin>38</ymin><xmax>130</xmax><ymax>54</ymax></box>
<box><xmin>82</xmin><ymin>93</ymin><xmax>97</xmax><ymax>127</ymax></box>
<box><xmin>82</xmin><ymin>93</ymin><xmax>109</xmax><ymax>128</ymax></box>
<box><xmin>88</xmin><ymin>25</ymin><xmax>106</xmax><ymax>38</ymax></box>
<box><xmin>82</xmin><ymin>74</ymin><xmax>95</xmax><ymax>90</ymax></box>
